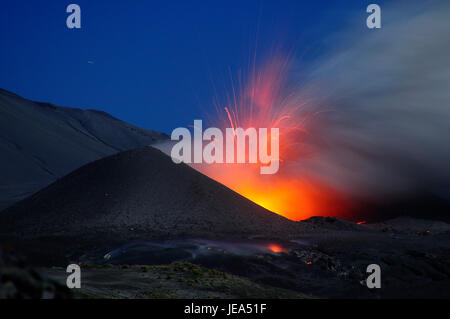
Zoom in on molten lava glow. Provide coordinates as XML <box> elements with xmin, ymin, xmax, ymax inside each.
<box><xmin>267</xmin><ymin>244</ymin><xmax>285</xmax><ymax>253</ymax></box>
<box><xmin>197</xmin><ymin>163</ymin><xmax>348</xmax><ymax>220</ymax></box>
<box><xmin>196</xmin><ymin>53</ymin><xmax>350</xmax><ymax>220</ymax></box>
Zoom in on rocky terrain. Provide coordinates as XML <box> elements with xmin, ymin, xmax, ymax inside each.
<box><xmin>44</xmin><ymin>262</ymin><xmax>311</xmax><ymax>299</ymax></box>
<box><xmin>2</xmin><ymin>216</ymin><xmax>450</xmax><ymax>299</ymax></box>
<box><xmin>0</xmin><ymin>248</ymin><xmax>72</xmax><ymax>299</ymax></box>
<box><xmin>1</xmin><ymin>144</ymin><xmax>449</xmax><ymax>298</ymax></box>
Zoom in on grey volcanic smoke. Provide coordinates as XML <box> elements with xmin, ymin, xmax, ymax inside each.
<box><xmin>298</xmin><ymin>1</ymin><xmax>450</xmax><ymax>212</ymax></box>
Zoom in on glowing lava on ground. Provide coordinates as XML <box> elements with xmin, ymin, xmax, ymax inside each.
<box><xmin>267</xmin><ymin>244</ymin><xmax>286</xmax><ymax>253</ymax></box>
<box><xmin>194</xmin><ymin>54</ymin><xmax>350</xmax><ymax>221</ymax></box>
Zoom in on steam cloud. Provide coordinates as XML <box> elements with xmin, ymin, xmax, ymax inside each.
<box><xmin>299</xmin><ymin>0</ymin><xmax>450</xmax><ymax>202</ymax></box>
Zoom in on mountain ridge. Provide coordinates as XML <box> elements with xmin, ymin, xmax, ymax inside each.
<box><xmin>0</xmin><ymin>88</ymin><xmax>168</xmax><ymax>211</ymax></box>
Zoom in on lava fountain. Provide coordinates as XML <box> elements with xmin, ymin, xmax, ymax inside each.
<box><xmin>192</xmin><ymin>54</ymin><xmax>350</xmax><ymax>221</ymax></box>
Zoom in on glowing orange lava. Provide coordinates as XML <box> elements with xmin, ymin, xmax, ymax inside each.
<box><xmin>267</xmin><ymin>244</ymin><xmax>285</xmax><ymax>253</ymax></box>
<box><xmin>196</xmin><ymin>53</ymin><xmax>350</xmax><ymax>221</ymax></box>
<box><xmin>196</xmin><ymin>162</ymin><xmax>348</xmax><ymax>220</ymax></box>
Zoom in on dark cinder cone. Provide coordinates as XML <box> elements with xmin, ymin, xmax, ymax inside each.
<box><xmin>0</xmin><ymin>146</ymin><xmax>298</xmax><ymax>240</ymax></box>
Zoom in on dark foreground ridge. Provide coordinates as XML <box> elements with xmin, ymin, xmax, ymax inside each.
<box><xmin>45</xmin><ymin>262</ymin><xmax>311</xmax><ymax>299</ymax></box>
<box><xmin>0</xmin><ymin>248</ymin><xmax>72</xmax><ymax>299</ymax></box>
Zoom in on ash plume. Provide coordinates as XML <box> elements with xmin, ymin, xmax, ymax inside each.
<box><xmin>299</xmin><ymin>0</ymin><xmax>450</xmax><ymax>206</ymax></box>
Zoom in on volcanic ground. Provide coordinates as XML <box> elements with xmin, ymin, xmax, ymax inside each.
<box><xmin>1</xmin><ymin>146</ymin><xmax>450</xmax><ymax>298</ymax></box>
<box><xmin>1</xmin><ymin>89</ymin><xmax>450</xmax><ymax>299</ymax></box>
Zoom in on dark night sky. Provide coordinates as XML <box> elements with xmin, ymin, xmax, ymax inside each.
<box><xmin>0</xmin><ymin>0</ymin><xmax>384</xmax><ymax>134</ymax></box>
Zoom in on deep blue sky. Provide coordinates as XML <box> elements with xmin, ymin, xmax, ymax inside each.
<box><xmin>0</xmin><ymin>0</ymin><xmax>382</xmax><ymax>134</ymax></box>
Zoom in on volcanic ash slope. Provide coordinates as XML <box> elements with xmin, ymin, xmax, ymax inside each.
<box><xmin>0</xmin><ymin>88</ymin><xmax>166</xmax><ymax>211</ymax></box>
<box><xmin>0</xmin><ymin>146</ymin><xmax>299</xmax><ymax>241</ymax></box>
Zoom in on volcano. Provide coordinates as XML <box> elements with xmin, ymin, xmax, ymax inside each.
<box><xmin>0</xmin><ymin>88</ymin><xmax>167</xmax><ymax>211</ymax></box>
<box><xmin>0</xmin><ymin>146</ymin><xmax>298</xmax><ymax>241</ymax></box>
